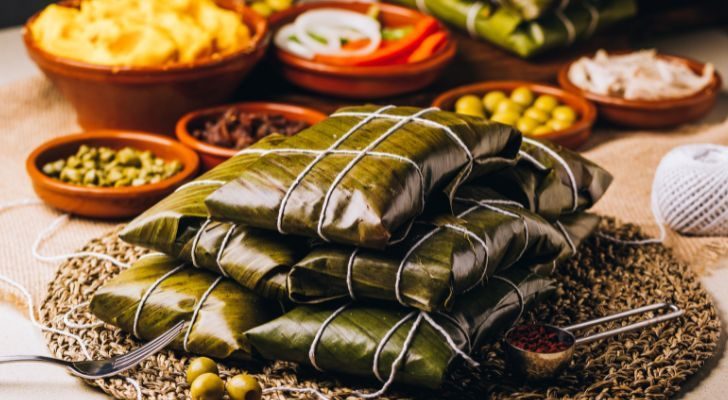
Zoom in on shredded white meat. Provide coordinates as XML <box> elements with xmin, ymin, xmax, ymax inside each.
<box><xmin>568</xmin><ymin>49</ymin><xmax>714</xmax><ymax>101</ymax></box>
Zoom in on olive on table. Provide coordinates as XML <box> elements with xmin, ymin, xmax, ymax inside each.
<box><xmin>187</xmin><ymin>357</ymin><xmax>219</xmax><ymax>385</ymax></box>
<box><xmin>226</xmin><ymin>374</ymin><xmax>263</xmax><ymax>400</ymax></box>
<box><xmin>482</xmin><ymin>91</ymin><xmax>507</xmax><ymax>113</ymax></box>
<box><xmin>510</xmin><ymin>86</ymin><xmax>534</xmax><ymax>107</ymax></box>
<box><xmin>190</xmin><ymin>373</ymin><xmax>225</xmax><ymax>400</ymax></box>
<box><xmin>533</xmin><ymin>94</ymin><xmax>559</xmax><ymax>112</ymax></box>
<box><xmin>455</xmin><ymin>95</ymin><xmax>485</xmax><ymax>117</ymax></box>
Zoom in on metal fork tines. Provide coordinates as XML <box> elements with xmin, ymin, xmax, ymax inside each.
<box><xmin>0</xmin><ymin>320</ymin><xmax>186</xmax><ymax>379</ymax></box>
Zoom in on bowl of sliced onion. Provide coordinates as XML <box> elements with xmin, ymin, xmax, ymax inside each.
<box><xmin>269</xmin><ymin>1</ymin><xmax>456</xmax><ymax>99</ymax></box>
<box><xmin>558</xmin><ymin>49</ymin><xmax>722</xmax><ymax>128</ymax></box>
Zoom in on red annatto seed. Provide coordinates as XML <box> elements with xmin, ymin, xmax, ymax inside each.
<box><xmin>506</xmin><ymin>324</ymin><xmax>571</xmax><ymax>353</ymax></box>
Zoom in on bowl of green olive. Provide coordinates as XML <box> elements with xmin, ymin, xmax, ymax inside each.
<box><xmin>27</xmin><ymin>130</ymin><xmax>199</xmax><ymax>219</ymax></box>
<box><xmin>432</xmin><ymin>81</ymin><xmax>597</xmax><ymax>149</ymax></box>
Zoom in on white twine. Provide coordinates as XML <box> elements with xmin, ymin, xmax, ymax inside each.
<box><xmin>276</xmin><ymin>105</ymin><xmax>395</xmax><ymax>235</ymax></box>
<box><xmin>132</xmin><ymin>264</ymin><xmax>186</xmax><ymax>338</ymax></box>
<box><xmin>584</xmin><ymin>3</ymin><xmax>600</xmax><ymax>38</ymax></box>
<box><xmin>215</xmin><ymin>224</ymin><xmax>237</xmax><ymax>278</ymax></box>
<box><xmin>190</xmin><ymin>218</ymin><xmax>212</xmax><ymax>269</ymax></box>
<box><xmin>555</xmin><ymin>221</ymin><xmax>577</xmax><ymax>255</ymax></box>
<box><xmin>466</xmin><ymin>2</ymin><xmax>485</xmax><ymax>38</ymax></box>
<box><xmin>523</xmin><ymin>138</ymin><xmax>579</xmax><ymax>212</ymax></box>
<box><xmin>554</xmin><ymin>9</ymin><xmax>576</xmax><ymax>45</ymax></box>
<box><xmin>183</xmin><ymin>276</ymin><xmax>222</xmax><ymax>352</ymax></box>
<box><xmin>345</xmin><ymin>248</ymin><xmax>360</xmax><ymax>300</ymax></box>
<box><xmin>492</xmin><ymin>275</ymin><xmax>525</xmax><ymax>323</ymax></box>
<box><xmin>478</xmin><ymin>203</ymin><xmax>530</xmax><ymax>265</ymax></box>
<box><xmin>518</xmin><ymin>149</ymin><xmax>549</xmax><ymax>171</ymax></box>
<box><xmin>62</xmin><ymin>301</ymin><xmax>104</xmax><ymax>329</ymax></box>
<box><xmin>308</xmin><ymin>303</ymin><xmax>349</xmax><ymax>371</ymax></box>
<box><xmin>442</xmin><ymin>223</ymin><xmax>490</xmax><ymax>290</ymax></box>
<box><xmin>371</xmin><ymin>311</ymin><xmax>417</xmax><ymax>382</ymax></box>
<box><xmin>415</xmin><ymin>0</ymin><xmax>430</xmax><ymax>15</ymax></box>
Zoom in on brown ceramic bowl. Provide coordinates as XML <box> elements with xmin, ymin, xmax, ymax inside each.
<box><xmin>433</xmin><ymin>81</ymin><xmax>597</xmax><ymax>149</ymax></box>
<box><xmin>558</xmin><ymin>52</ymin><xmax>722</xmax><ymax>129</ymax></box>
<box><xmin>23</xmin><ymin>0</ymin><xmax>270</xmax><ymax>135</ymax></box>
<box><xmin>268</xmin><ymin>2</ymin><xmax>456</xmax><ymax>99</ymax></box>
<box><xmin>27</xmin><ymin>131</ymin><xmax>200</xmax><ymax>219</ymax></box>
<box><xmin>176</xmin><ymin>102</ymin><xmax>328</xmax><ymax>170</ymax></box>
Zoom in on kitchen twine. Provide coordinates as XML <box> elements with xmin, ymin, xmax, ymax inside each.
<box><xmin>466</xmin><ymin>2</ymin><xmax>485</xmax><ymax>38</ymax></box>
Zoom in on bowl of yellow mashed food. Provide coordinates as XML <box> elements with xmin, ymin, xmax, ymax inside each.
<box><xmin>24</xmin><ymin>0</ymin><xmax>270</xmax><ymax>134</ymax></box>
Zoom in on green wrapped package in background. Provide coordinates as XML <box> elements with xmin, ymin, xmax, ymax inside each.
<box><xmin>90</xmin><ymin>254</ymin><xmax>281</xmax><ymax>361</ymax></box>
<box><xmin>387</xmin><ymin>0</ymin><xmax>636</xmax><ymax>57</ymax></box>
<box><xmin>246</xmin><ymin>265</ymin><xmax>555</xmax><ymax>389</ymax></box>
<box><xmin>205</xmin><ymin>105</ymin><xmax>521</xmax><ymax>249</ymax></box>
<box><xmin>119</xmin><ymin>135</ymin><xmax>307</xmax><ymax>299</ymax></box>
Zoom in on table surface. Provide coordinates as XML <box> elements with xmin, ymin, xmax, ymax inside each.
<box><xmin>1</xmin><ymin>24</ymin><xmax>727</xmax><ymax>400</ymax></box>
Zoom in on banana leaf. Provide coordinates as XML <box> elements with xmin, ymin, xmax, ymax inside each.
<box><xmin>246</xmin><ymin>265</ymin><xmax>555</xmax><ymax>389</ymax></box>
<box><xmin>386</xmin><ymin>0</ymin><xmax>636</xmax><ymax>58</ymax></box>
<box><xmin>287</xmin><ymin>190</ymin><xmax>568</xmax><ymax>311</ymax></box>
<box><xmin>501</xmin><ymin>0</ymin><xmax>607</xmax><ymax>21</ymax></box>
<box><xmin>462</xmin><ymin>137</ymin><xmax>613</xmax><ymax>221</ymax></box>
<box><xmin>119</xmin><ymin>135</ymin><xmax>308</xmax><ymax>299</ymax></box>
<box><xmin>205</xmin><ymin>105</ymin><xmax>522</xmax><ymax>249</ymax></box>
<box><xmin>90</xmin><ymin>254</ymin><xmax>281</xmax><ymax>361</ymax></box>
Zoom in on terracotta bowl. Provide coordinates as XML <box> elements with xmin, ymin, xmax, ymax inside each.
<box><xmin>558</xmin><ymin>52</ymin><xmax>722</xmax><ymax>129</ymax></box>
<box><xmin>27</xmin><ymin>131</ymin><xmax>200</xmax><ymax>219</ymax></box>
<box><xmin>23</xmin><ymin>0</ymin><xmax>270</xmax><ymax>135</ymax></box>
<box><xmin>433</xmin><ymin>81</ymin><xmax>597</xmax><ymax>149</ymax></box>
<box><xmin>176</xmin><ymin>102</ymin><xmax>328</xmax><ymax>170</ymax></box>
<box><xmin>268</xmin><ymin>2</ymin><xmax>456</xmax><ymax>99</ymax></box>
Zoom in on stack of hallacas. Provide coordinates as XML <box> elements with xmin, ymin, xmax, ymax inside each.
<box><xmin>91</xmin><ymin>105</ymin><xmax>612</xmax><ymax>392</ymax></box>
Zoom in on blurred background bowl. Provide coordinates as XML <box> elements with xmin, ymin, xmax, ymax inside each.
<box><xmin>176</xmin><ymin>101</ymin><xmax>327</xmax><ymax>170</ymax></box>
<box><xmin>433</xmin><ymin>81</ymin><xmax>597</xmax><ymax>149</ymax></box>
<box><xmin>27</xmin><ymin>130</ymin><xmax>199</xmax><ymax>219</ymax></box>
<box><xmin>23</xmin><ymin>0</ymin><xmax>270</xmax><ymax>135</ymax></box>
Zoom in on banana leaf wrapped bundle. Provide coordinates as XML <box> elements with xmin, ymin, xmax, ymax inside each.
<box><xmin>462</xmin><ymin>137</ymin><xmax>613</xmax><ymax>221</ymax></box>
<box><xmin>90</xmin><ymin>254</ymin><xmax>281</xmax><ymax>360</ymax></box>
<box><xmin>501</xmin><ymin>0</ymin><xmax>608</xmax><ymax>21</ymax></box>
<box><xmin>246</xmin><ymin>265</ymin><xmax>555</xmax><ymax>389</ymax></box>
<box><xmin>386</xmin><ymin>0</ymin><xmax>636</xmax><ymax>58</ymax></box>
<box><xmin>119</xmin><ymin>135</ymin><xmax>308</xmax><ymax>299</ymax></box>
<box><xmin>205</xmin><ymin>105</ymin><xmax>522</xmax><ymax>249</ymax></box>
<box><xmin>287</xmin><ymin>190</ymin><xmax>568</xmax><ymax>311</ymax></box>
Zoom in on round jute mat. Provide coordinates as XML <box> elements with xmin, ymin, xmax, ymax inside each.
<box><xmin>39</xmin><ymin>218</ymin><xmax>720</xmax><ymax>400</ymax></box>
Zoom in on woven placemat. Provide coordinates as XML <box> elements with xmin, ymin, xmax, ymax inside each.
<box><xmin>39</xmin><ymin>218</ymin><xmax>720</xmax><ymax>400</ymax></box>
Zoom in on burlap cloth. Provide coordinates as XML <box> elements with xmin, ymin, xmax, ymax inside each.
<box><xmin>0</xmin><ymin>74</ymin><xmax>726</xmax><ymax>306</ymax></box>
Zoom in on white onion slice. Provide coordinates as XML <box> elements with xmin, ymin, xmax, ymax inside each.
<box><xmin>274</xmin><ymin>24</ymin><xmax>315</xmax><ymax>60</ymax></box>
<box><xmin>292</xmin><ymin>8</ymin><xmax>381</xmax><ymax>57</ymax></box>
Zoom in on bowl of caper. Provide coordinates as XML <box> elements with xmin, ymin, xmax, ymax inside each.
<box><xmin>27</xmin><ymin>130</ymin><xmax>200</xmax><ymax>219</ymax></box>
<box><xmin>432</xmin><ymin>81</ymin><xmax>597</xmax><ymax>149</ymax></box>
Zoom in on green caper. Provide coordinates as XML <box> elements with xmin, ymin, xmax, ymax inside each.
<box><xmin>186</xmin><ymin>357</ymin><xmax>219</xmax><ymax>385</ymax></box>
<box><xmin>190</xmin><ymin>373</ymin><xmax>224</xmax><ymax>400</ymax></box>
<box><xmin>226</xmin><ymin>374</ymin><xmax>262</xmax><ymax>400</ymax></box>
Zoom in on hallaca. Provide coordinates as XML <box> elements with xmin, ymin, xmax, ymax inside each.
<box><xmin>246</xmin><ymin>265</ymin><xmax>555</xmax><ymax>389</ymax></box>
<box><xmin>463</xmin><ymin>137</ymin><xmax>613</xmax><ymax>221</ymax></box>
<box><xmin>287</xmin><ymin>190</ymin><xmax>568</xmax><ymax>311</ymax></box>
<box><xmin>90</xmin><ymin>254</ymin><xmax>281</xmax><ymax>361</ymax></box>
<box><xmin>205</xmin><ymin>105</ymin><xmax>522</xmax><ymax>249</ymax></box>
<box><xmin>119</xmin><ymin>135</ymin><xmax>307</xmax><ymax>299</ymax></box>
<box><xmin>387</xmin><ymin>0</ymin><xmax>637</xmax><ymax>58</ymax></box>
<box><xmin>500</xmin><ymin>0</ymin><xmax>609</xmax><ymax>21</ymax></box>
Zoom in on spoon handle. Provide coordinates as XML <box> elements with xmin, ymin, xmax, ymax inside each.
<box><xmin>563</xmin><ymin>303</ymin><xmax>684</xmax><ymax>345</ymax></box>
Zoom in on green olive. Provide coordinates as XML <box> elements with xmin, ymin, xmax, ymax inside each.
<box><xmin>523</xmin><ymin>107</ymin><xmax>549</xmax><ymax>123</ymax></box>
<box><xmin>190</xmin><ymin>373</ymin><xmax>225</xmax><ymax>400</ymax></box>
<box><xmin>226</xmin><ymin>374</ymin><xmax>263</xmax><ymax>400</ymax></box>
<box><xmin>531</xmin><ymin>125</ymin><xmax>554</xmax><ymax>136</ymax></box>
<box><xmin>494</xmin><ymin>99</ymin><xmax>523</xmax><ymax>115</ymax></box>
<box><xmin>250</xmin><ymin>2</ymin><xmax>273</xmax><ymax>16</ymax></box>
<box><xmin>533</xmin><ymin>95</ymin><xmax>559</xmax><ymax>112</ymax></box>
<box><xmin>547</xmin><ymin>119</ymin><xmax>573</xmax><ymax>131</ymax></box>
<box><xmin>482</xmin><ymin>91</ymin><xmax>507</xmax><ymax>113</ymax></box>
<box><xmin>510</xmin><ymin>86</ymin><xmax>534</xmax><ymax>107</ymax></box>
<box><xmin>454</xmin><ymin>95</ymin><xmax>485</xmax><ymax>118</ymax></box>
<box><xmin>265</xmin><ymin>0</ymin><xmax>292</xmax><ymax>11</ymax></box>
<box><xmin>551</xmin><ymin>105</ymin><xmax>577</xmax><ymax>123</ymax></box>
<box><xmin>187</xmin><ymin>357</ymin><xmax>219</xmax><ymax>385</ymax></box>
<box><xmin>516</xmin><ymin>117</ymin><xmax>539</xmax><ymax>134</ymax></box>
<box><xmin>490</xmin><ymin>111</ymin><xmax>520</xmax><ymax>126</ymax></box>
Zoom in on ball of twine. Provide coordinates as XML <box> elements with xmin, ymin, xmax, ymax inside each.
<box><xmin>652</xmin><ymin>143</ymin><xmax>728</xmax><ymax>236</ymax></box>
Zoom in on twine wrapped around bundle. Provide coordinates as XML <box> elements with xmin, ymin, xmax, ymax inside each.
<box><xmin>652</xmin><ymin>144</ymin><xmax>728</xmax><ymax>236</ymax></box>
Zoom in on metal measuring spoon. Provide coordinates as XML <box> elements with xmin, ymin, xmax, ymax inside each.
<box><xmin>504</xmin><ymin>303</ymin><xmax>684</xmax><ymax>380</ymax></box>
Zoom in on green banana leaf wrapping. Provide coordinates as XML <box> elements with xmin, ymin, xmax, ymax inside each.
<box><xmin>205</xmin><ymin>105</ymin><xmax>522</xmax><ymax>249</ymax></box>
<box><xmin>119</xmin><ymin>135</ymin><xmax>307</xmax><ymax>299</ymax></box>
<box><xmin>463</xmin><ymin>137</ymin><xmax>613</xmax><ymax>221</ymax></box>
<box><xmin>90</xmin><ymin>254</ymin><xmax>281</xmax><ymax>361</ymax></box>
<box><xmin>246</xmin><ymin>265</ymin><xmax>556</xmax><ymax>389</ymax></box>
<box><xmin>501</xmin><ymin>0</ymin><xmax>607</xmax><ymax>21</ymax></box>
<box><xmin>387</xmin><ymin>0</ymin><xmax>637</xmax><ymax>58</ymax></box>
<box><xmin>287</xmin><ymin>190</ymin><xmax>568</xmax><ymax>311</ymax></box>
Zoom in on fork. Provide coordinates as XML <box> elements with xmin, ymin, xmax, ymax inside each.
<box><xmin>0</xmin><ymin>320</ymin><xmax>186</xmax><ymax>379</ymax></box>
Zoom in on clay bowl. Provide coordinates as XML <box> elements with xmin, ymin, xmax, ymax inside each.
<box><xmin>176</xmin><ymin>102</ymin><xmax>328</xmax><ymax>170</ymax></box>
<box><xmin>27</xmin><ymin>131</ymin><xmax>200</xmax><ymax>219</ymax></box>
<box><xmin>23</xmin><ymin>0</ymin><xmax>270</xmax><ymax>135</ymax></box>
<box><xmin>268</xmin><ymin>2</ymin><xmax>456</xmax><ymax>99</ymax></box>
<box><xmin>433</xmin><ymin>81</ymin><xmax>597</xmax><ymax>149</ymax></box>
<box><xmin>558</xmin><ymin>52</ymin><xmax>722</xmax><ymax>129</ymax></box>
